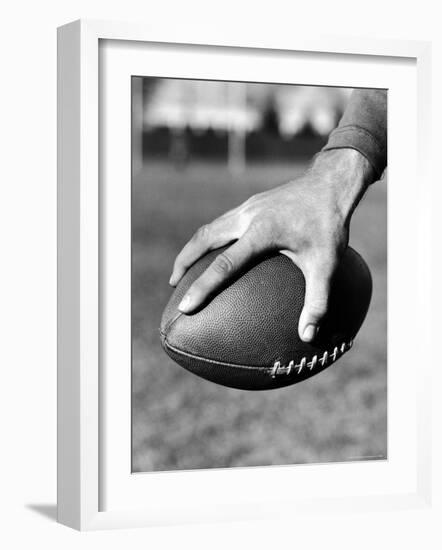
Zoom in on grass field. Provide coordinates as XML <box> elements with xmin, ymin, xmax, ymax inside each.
<box><xmin>131</xmin><ymin>160</ymin><xmax>387</xmax><ymax>472</ymax></box>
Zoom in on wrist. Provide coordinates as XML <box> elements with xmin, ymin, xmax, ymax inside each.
<box><xmin>311</xmin><ymin>148</ymin><xmax>374</xmax><ymax>222</ymax></box>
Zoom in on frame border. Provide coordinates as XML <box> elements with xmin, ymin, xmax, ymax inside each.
<box><xmin>57</xmin><ymin>19</ymin><xmax>432</xmax><ymax>530</ymax></box>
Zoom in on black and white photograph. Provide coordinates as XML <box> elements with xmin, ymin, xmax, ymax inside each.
<box><xmin>3</xmin><ymin>0</ymin><xmax>436</xmax><ymax>541</ymax></box>
<box><xmin>131</xmin><ymin>77</ymin><xmax>387</xmax><ymax>473</ymax></box>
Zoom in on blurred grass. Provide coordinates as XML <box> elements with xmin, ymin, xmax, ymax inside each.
<box><xmin>132</xmin><ymin>160</ymin><xmax>387</xmax><ymax>472</ymax></box>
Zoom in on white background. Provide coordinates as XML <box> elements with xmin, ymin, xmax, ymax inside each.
<box><xmin>1</xmin><ymin>0</ymin><xmax>441</xmax><ymax>548</ymax></box>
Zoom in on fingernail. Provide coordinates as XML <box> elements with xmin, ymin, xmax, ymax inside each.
<box><xmin>302</xmin><ymin>324</ymin><xmax>318</xmax><ymax>342</ymax></box>
<box><xmin>169</xmin><ymin>275</ymin><xmax>176</xmax><ymax>286</ymax></box>
<box><xmin>178</xmin><ymin>294</ymin><xmax>192</xmax><ymax>313</ymax></box>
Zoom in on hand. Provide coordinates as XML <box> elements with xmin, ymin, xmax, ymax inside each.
<box><xmin>169</xmin><ymin>149</ymin><xmax>374</xmax><ymax>342</ymax></box>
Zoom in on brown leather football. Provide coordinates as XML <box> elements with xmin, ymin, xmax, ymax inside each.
<box><xmin>160</xmin><ymin>246</ymin><xmax>372</xmax><ymax>391</ymax></box>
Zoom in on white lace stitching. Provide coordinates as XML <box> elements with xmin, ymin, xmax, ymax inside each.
<box><xmin>270</xmin><ymin>339</ymin><xmax>353</xmax><ymax>378</ymax></box>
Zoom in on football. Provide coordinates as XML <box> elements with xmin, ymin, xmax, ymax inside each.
<box><xmin>160</xmin><ymin>246</ymin><xmax>372</xmax><ymax>391</ymax></box>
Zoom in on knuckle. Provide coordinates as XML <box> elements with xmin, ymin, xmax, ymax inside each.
<box><xmin>251</xmin><ymin>215</ymin><xmax>273</xmax><ymax>233</ymax></box>
<box><xmin>242</xmin><ymin>193</ymin><xmax>260</xmax><ymax>209</ymax></box>
<box><xmin>248</xmin><ymin>216</ymin><xmax>276</xmax><ymax>245</ymax></box>
<box><xmin>212</xmin><ymin>252</ymin><xmax>234</xmax><ymax>276</ymax></box>
<box><xmin>240</xmin><ymin>192</ymin><xmax>267</xmax><ymax>219</ymax></box>
<box><xmin>194</xmin><ymin>224</ymin><xmax>212</xmax><ymax>243</ymax></box>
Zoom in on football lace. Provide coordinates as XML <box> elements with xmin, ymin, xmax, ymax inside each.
<box><xmin>270</xmin><ymin>339</ymin><xmax>354</xmax><ymax>378</ymax></box>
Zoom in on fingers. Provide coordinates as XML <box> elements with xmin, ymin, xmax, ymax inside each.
<box><xmin>178</xmin><ymin>231</ymin><xmax>260</xmax><ymax>314</ymax></box>
<box><xmin>298</xmin><ymin>258</ymin><xmax>336</xmax><ymax>343</ymax></box>
<box><xmin>169</xmin><ymin>219</ymin><xmax>236</xmax><ymax>287</ymax></box>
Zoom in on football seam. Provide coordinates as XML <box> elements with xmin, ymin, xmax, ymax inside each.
<box><xmin>162</xmin><ymin>337</ymin><xmax>354</xmax><ymax>376</ymax></box>
<box><xmin>160</xmin><ymin>311</ymin><xmax>183</xmax><ymax>337</ymax></box>
<box><xmin>163</xmin><ymin>338</ymin><xmax>270</xmax><ymax>371</ymax></box>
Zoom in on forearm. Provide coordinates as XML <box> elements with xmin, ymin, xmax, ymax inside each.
<box><xmin>322</xmin><ymin>89</ymin><xmax>387</xmax><ymax>179</ymax></box>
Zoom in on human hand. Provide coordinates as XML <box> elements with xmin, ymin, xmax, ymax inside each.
<box><xmin>169</xmin><ymin>148</ymin><xmax>374</xmax><ymax>342</ymax></box>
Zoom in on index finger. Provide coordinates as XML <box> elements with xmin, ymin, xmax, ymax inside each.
<box><xmin>178</xmin><ymin>230</ymin><xmax>261</xmax><ymax>314</ymax></box>
<box><xmin>169</xmin><ymin>217</ymin><xmax>236</xmax><ymax>287</ymax></box>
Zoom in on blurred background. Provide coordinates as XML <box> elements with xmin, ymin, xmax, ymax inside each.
<box><xmin>131</xmin><ymin>77</ymin><xmax>387</xmax><ymax>472</ymax></box>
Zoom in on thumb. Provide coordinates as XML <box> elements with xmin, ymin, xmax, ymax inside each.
<box><xmin>298</xmin><ymin>261</ymin><xmax>334</xmax><ymax>343</ymax></box>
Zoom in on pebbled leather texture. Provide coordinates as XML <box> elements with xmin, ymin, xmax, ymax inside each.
<box><xmin>160</xmin><ymin>246</ymin><xmax>372</xmax><ymax>391</ymax></box>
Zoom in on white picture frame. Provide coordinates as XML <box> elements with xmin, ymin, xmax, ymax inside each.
<box><xmin>57</xmin><ymin>19</ymin><xmax>433</xmax><ymax>531</ymax></box>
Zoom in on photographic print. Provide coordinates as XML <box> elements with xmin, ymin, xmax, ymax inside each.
<box><xmin>131</xmin><ymin>77</ymin><xmax>387</xmax><ymax>473</ymax></box>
